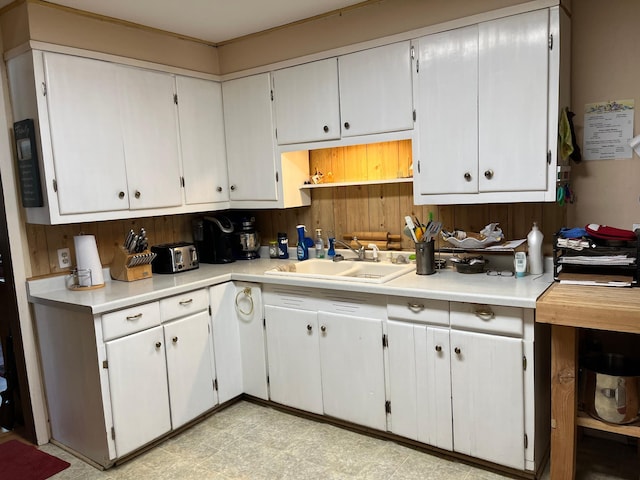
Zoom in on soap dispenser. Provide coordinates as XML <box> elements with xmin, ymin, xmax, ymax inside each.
<box><xmin>296</xmin><ymin>225</ymin><xmax>309</xmax><ymax>261</ymax></box>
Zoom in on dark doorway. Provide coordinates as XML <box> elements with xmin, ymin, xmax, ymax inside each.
<box><xmin>0</xmin><ymin>172</ymin><xmax>35</xmax><ymax>442</ymax></box>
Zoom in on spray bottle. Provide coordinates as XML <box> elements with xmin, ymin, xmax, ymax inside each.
<box><xmin>296</xmin><ymin>225</ymin><xmax>309</xmax><ymax>261</ymax></box>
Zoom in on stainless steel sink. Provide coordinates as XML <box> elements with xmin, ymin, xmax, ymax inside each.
<box><xmin>265</xmin><ymin>259</ymin><xmax>415</xmax><ymax>284</ymax></box>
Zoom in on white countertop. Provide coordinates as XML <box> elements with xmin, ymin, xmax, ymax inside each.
<box><xmin>27</xmin><ymin>253</ymin><xmax>554</xmax><ymax>314</ymax></box>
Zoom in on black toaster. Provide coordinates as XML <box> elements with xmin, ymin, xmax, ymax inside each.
<box><xmin>151</xmin><ymin>242</ymin><xmax>199</xmax><ymax>273</ymax></box>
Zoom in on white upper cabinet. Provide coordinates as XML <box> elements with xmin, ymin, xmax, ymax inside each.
<box><xmin>273</xmin><ymin>58</ymin><xmax>340</xmax><ymax>145</ymax></box>
<box><xmin>175</xmin><ymin>76</ymin><xmax>229</xmax><ymax>205</ymax></box>
<box><xmin>116</xmin><ymin>65</ymin><xmax>182</xmax><ymax>210</ymax></box>
<box><xmin>43</xmin><ymin>52</ymin><xmax>129</xmax><ymax>215</ymax></box>
<box><xmin>414</xmin><ymin>26</ymin><xmax>478</xmax><ymax>196</ymax></box>
<box><xmin>222</xmin><ymin>73</ymin><xmax>280</xmax><ymax>202</ymax></box>
<box><xmin>273</xmin><ymin>42</ymin><xmax>413</xmax><ymax>146</ymax></box>
<box><xmin>339</xmin><ymin>41</ymin><xmax>413</xmax><ymax>137</ymax></box>
<box><xmin>414</xmin><ymin>7</ymin><xmax>563</xmax><ymax>204</ymax></box>
<box><xmin>478</xmin><ymin>9</ymin><xmax>550</xmax><ymax>193</ymax></box>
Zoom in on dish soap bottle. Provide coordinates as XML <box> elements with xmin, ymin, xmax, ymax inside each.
<box><xmin>296</xmin><ymin>225</ymin><xmax>309</xmax><ymax>261</ymax></box>
<box><xmin>315</xmin><ymin>228</ymin><xmax>325</xmax><ymax>258</ymax></box>
<box><xmin>527</xmin><ymin>222</ymin><xmax>544</xmax><ymax>275</ymax></box>
<box><xmin>327</xmin><ymin>231</ymin><xmax>336</xmax><ymax>258</ymax></box>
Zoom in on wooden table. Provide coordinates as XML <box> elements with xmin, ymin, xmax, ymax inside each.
<box><xmin>536</xmin><ymin>283</ymin><xmax>640</xmax><ymax>479</ymax></box>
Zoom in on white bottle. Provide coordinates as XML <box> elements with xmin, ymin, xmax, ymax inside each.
<box><xmin>527</xmin><ymin>222</ymin><xmax>544</xmax><ymax>274</ymax></box>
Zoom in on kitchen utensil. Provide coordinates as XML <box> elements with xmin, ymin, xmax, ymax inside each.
<box><xmin>404</xmin><ymin>216</ymin><xmax>418</xmax><ymax>243</ymax></box>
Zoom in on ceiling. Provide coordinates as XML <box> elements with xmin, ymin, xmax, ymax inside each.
<box><xmin>8</xmin><ymin>0</ymin><xmax>367</xmax><ymax>44</ymax></box>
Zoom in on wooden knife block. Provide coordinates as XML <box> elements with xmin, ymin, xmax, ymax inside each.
<box><xmin>110</xmin><ymin>246</ymin><xmax>153</xmax><ymax>282</ymax></box>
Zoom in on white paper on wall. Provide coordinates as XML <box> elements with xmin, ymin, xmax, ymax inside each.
<box><xmin>583</xmin><ymin>99</ymin><xmax>634</xmax><ymax>160</ymax></box>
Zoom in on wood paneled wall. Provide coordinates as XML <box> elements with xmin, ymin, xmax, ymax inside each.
<box><xmin>27</xmin><ymin>140</ymin><xmax>566</xmax><ymax>278</ymax></box>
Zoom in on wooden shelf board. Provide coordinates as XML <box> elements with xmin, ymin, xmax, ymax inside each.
<box><xmin>300</xmin><ymin>177</ymin><xmax>413</xmax><ymax>189</ymax></box>
<box><xmin>577</xmin><ymin>411</ymin><xmax>640</xmax><ymax>438</ymax></box>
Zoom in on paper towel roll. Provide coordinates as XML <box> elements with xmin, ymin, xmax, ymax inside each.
<box><xmin>74</xmin><ymin>235</ymin><xmax>104</xmax><ymax>286</ymax></box>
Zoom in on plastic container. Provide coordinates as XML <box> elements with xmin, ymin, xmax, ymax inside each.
<box><xmin>296</xmin><ymin>225</ymin><xmax>308</xmax><ymax>261</ymax></box>
<box><xmin>527</xmin><ymin>222</ymin><xmax>544</xmax><ymax>274</ymax></box>
<box><xmin>277</xmin><ymin>233</ymin><xmax>289</xmax><ymax>259</ymax></box>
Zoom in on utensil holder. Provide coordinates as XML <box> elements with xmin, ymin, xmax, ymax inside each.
<box><xmin>416</xmin><ymin>240</ymin><xmax>435</xmax><ymax>275</ymax></box>
<box><xmin>110</xmin><ymin>246</ymin><xmax>154</xmax><ymax>282</ymax></box>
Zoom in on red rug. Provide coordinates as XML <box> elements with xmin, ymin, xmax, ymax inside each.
<box><xmin>0</xmin><ymin>440</ymin><xmax>70</xmax><ymax>479</ymax></box>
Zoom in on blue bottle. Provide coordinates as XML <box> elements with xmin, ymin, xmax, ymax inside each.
<box><xmin>296</xmin><ymin>225</ymin><xmax>309</xmax><ymax>261</ymax></box>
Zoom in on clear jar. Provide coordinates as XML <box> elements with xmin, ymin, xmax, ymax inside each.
<box><xmin>269</xmin><ymin>240</ymin><xmax>278</xmax><ymax>259</ymax></box>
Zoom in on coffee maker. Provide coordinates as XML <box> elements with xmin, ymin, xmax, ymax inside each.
<box><xmin>233</xmin><ymin>216</ymin><xmax>260</xmax><ymax>260</ymax></box>
<box><xmin>193</xmin><ymin>216</ymin><xmax>235</xmax><ymax>264</ymax></box>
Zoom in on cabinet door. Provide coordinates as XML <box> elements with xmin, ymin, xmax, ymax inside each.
<box><xmin>387</xmin><ymin>320</ymin><xmax>419</xmax><ymax>440</ymax></box>
<box><xmin>164</xmin><ymin>311</ymin><xmax>216</xmax><ymax>429</ymax></box>
<box><xmin>209</xmin><ymin>282</ymin><xmax>243</xmax><ymax>404</ymax></box>
<box><xmin>318</xmin><ymin>312</ymin><xmax>386</xmax><ymax>431</ymax></box>
<box><xmin>43</xmin><ymin>53</ymin><xmax>129</xmax><ymax>214</ymax></box>
<box><xmin>415</xmin><ymin>26</ymin><xmax>478</xmax><ymax>195</ymax></box>
<box><xmin>117</xmin><ymin>66</ymin><xmax>182</xmax><ymax>209</ymax></box>
<box><xmin>339</xmin><ymin>41</ymin><xmax>413</xmax><ymax>137</ymax></box>
<box><xmin>478</xmin><ymin>9</ymin><xmax>549</xmax><ymax>192</ymax></box>
<box><xmin>222</xmin><ymin>74</ymin><xmax>278</xmax><ymax>201</ymax></box>
<box><xmin>272</xmin><ymin>58</ymin><xmax>340</xmax><ymax>144</ymax></box>
<box><xmin>264</xmin><ymin>305</ymin><xmax>323</xmax><ymax>414</ymax></box>
<box><xmin>175</xmin><ymin>76</ymin><xmax>229</xmax><ymax>205</ymax></box>
<box><xmin>422</xmin><ymin>326</ymin><xmax>453</xmax><ymax>450</ymax></box>
<box><xmin>450</xmin><ymin>330</ymin><xmax>525</xmax><ymax>470</ymax></box>
<box><xmin>105</xmin><ymin>326</ymin><xmax>171</xmax><ymax>457</ymax></box>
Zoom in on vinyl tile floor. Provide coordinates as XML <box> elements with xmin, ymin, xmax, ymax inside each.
<box><xmin>39</xmin><ymin>400</ymin><xmax>638</xmax><ymax>480</ymax></box>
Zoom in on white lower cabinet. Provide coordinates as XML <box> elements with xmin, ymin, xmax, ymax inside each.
<box><xmin>105</xmin><ymin>325</ymin><xmax>171</xmax><ymax>457</ymax></box>
<box><xmin>163</xmin><ymin>311</ymin><xmax>217</xmax><ymax>429</ymax></box>
<box><xmin>264</xmin><ymin>287</ymin><xmax>387</xmax><ymax>430</ymax></box>
<box><xmin>386</xmin><ymin>298</ymin><xmax>544</xmax><ymax>472</ymax></box>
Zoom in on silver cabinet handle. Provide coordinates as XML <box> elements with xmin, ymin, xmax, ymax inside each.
<box><xmin>155</xmin><ymin>341</ymin><xmax>162</xmax><ymax>349</ymax></box>
<box><xmin>126</xmin><ymin>313</ymin><xmax>143</xmax><ymax>321</ymax></box>
<box><xmin>343</xmin><ymin>122</ymin><xmax>350</xmax><ymax>130</ymax></box>
<box><xmin>475</xmin><ymin>308</ymin><xmax>495</xmax><ymax>321</ymax></box>
<box><xmin>118</xmin><ymin>191</ymin><xmax>125</xmax><ymax>199</ymax></box>
<box><xmin>172</xmin><ymin>336</ymin><xmax>178</xmax><ymax>344</ymax></box>
<box><xmin>179</xmin><ymin>299</ymin><xmax>193</xmax><ymax>306</ymax></box>
<box><xmin>307</xmin><ymin>324</ymin><xmax>312</xmax><ymax>332</ymax></box>
<box><xmin>454</xmin><ymin>347</ymin><xmax>461</xmax><ymax>355</ymax></box>
<box><xmin>435</xmin><ymin>345</ymin><xmax>442</xmax><ymax>352</ymax></box>
<box><xmin>320</xmin><ymin>325</ymin><xmax>327</xmax><ymax>333</ymax></box>
<box><xmin>230</xmin><ymin>185</ymin><xmax>237</xmax><ymax>191</ymax></box>
<box><xmin>408</xmin><ymin>302</ymin><xmax>425</xmax><ymax>312</ymax></box>
<box><xmin>484</xmin><ymin>169</ymin><xmax>494</xmax><ymax>179</ymax></box>
<box><xmin>323</xmin><ymin>125</ymin><xmax>329</xmax><ymax>133</ymax></box>
<box><xmin>134</xmin><ymin>190</ymin><xmax>141</xmax><ymax>199</ymax></box>
<box><xmin>216</xmin><ymin>186</ymin><xmax>222</xmax><ymax>192</ymax></box>
<box><xmin>464</xmin><ymin>172</ymin><xmax>471</xmax><ymax>181</ymax></box>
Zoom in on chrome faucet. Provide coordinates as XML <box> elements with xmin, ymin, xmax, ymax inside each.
<box><xmin>333</xmin><ymin>237</ymin><xmax>366</xmax><ymax>261</ymax></box>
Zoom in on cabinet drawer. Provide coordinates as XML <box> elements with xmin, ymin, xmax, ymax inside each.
<box><xmin>387</xmin><ymin>298</ymin><xmax>449</xmax><ymax>326</ymax></box>
<box><xmin>450</xmin><ymin>302</ymin><xmax>523</xmax><ymax>337</ymax></box>
<box><xmin>160</xmin><ymin>289</ymin><xmax>209</xmax><ymax>322</ymax></box>
<box><xmin>102</xmin><ymin>302</ymin><xmax>161</xmax><ymax>341</ymax></box>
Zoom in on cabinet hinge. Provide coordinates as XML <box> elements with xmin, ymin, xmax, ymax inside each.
<box><xmin>102</xmin><ymin>360</ymin><xmax>108</xmax><ymax>369</ymax></box>
<box><xmin>41</xmin><ymin>82</ymin><xmax>47</xmax><ymax>96</ymax></box>
<box><xmin>548</xmin><ymin>33</ymin><xmax>554</xmax><ymax>50</ymax></box>
<box><xmin>413</xmin><ymin>109</ymin><xmax>416</xmax><ymax>122</ymax></box>
<box><xmin>263</xmin><ymin>318</ymin><xmax>266</xmax><ymax>328</ymax></box>
<box><xmin>523</xmin><ymin>355</ymin><xmax>527</xmax><ymax>371</ymax></box>
<box><xmin>266</xmin><ymin>375</ymin><xmax>270</xmax><ymax>385</ymax></box>
<box><xmin>207</xmin><ymin>323</ymin><xmax>210</xmax><ymax>334</ymax></box>
<box><xmin>270</xmin><ymin>89</ymin><xmax>274</xmax><ymax>101</ymax></box>
<box><xmin>416</xmin><ymin>58</ymin><xmax>419</xmax><ymax>73</ymax></box>
<box><xmin>382</xmin><ymin>334</ymin><xmax>388</xmax><ymax>348</ymax></box>
<box><xmin>173</xmin><ymin>93</ymin><xmax>178</xmax><ymax>104</ymax></box>
<box><xmin>180</xmin><ymin>176</ymin><xmax>185</xmax><ymax>188</ymax></box>
<box><xmin>52</xmin><ymin>179</ymin><xmax>57</xmax><ymax>192</ymax></box>
<box><xmin>209</xmin><ymin>305</ymin><xmax>212</xmax><ymax>316</ymax></box>
<box><xmin>385</xmin><ymin>400</ymin><xmax>391</xmax><ymax>414</ymax></box>
<box><xmin>417</xmin><ymin>160</ymin><xmax>421</xmax><ymax>174</ymax></box>
<box><xmin>213</xmin><ymin>378</ymin><xmax>218</xmax><ymax>391</ymax></box>
<box><xmin>111</xmin><ymin>427</ymin><xmax>116</xmax><ymax>440</ymax></box>
<box><xmin>275</xmin><ymin>171</ymin><xmax>279</xmax><ymax>183</ymax></box>
<box><xmin>547</xmin><ymin>150</ymin><xmax>552</xmax><ymax>165</ymax></box>
<box><xmin>410</xmin><ymin>45</ymin><xmax>415</xmax><ymax>60</ymax></box>
<box><xmin>524</xmin><ymin>433</ymin><xmax>529</xmax><ymax>449</ymax></box>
